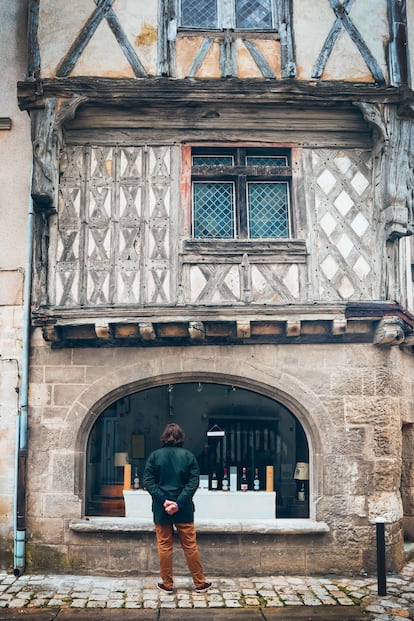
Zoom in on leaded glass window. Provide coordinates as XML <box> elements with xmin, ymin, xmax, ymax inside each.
<box><xmin>248</xmin><ymin>182</ymin><xmax>289</xmax><ymax>238</ymax></box>
<box><xmin>193</xmin><ymin>182</ymin><xmax>235</xmax><ymax>238</ymax></box>
<box><xmin>180</xmin><ymin>0</ymin><xmax>217</xmax><ymax>29</ymax></box>
<box><xmin>191</xmin><ymin>147</ymin><xmax>291</xmax><ymax>240</ymax></box>
<box><xmin>180</xmin><ymin>0</ymin><xmax>277</xmax><ymax>30</ymax></box>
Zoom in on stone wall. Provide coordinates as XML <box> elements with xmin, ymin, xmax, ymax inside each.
<box><xmin>25</xmin><ymin>333</ymin><xmax>412</xmax><ymax>575</ymax></box>
<box><xmin>0</xmin><ymin>0</ymin><xmax>32</xmax><ymax>569</ymax></box>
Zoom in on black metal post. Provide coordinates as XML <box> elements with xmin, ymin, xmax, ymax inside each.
<box><xmin>376</xmin><ymin>519</ymin><xmax>387</xmax><ymax>596</ymax></box>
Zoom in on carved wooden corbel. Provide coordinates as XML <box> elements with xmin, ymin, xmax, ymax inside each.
<box><xmin>94</xmin><ymin>321</ymin><xmax>111</xmax><ymax>340</ymax></box>
<box><xmin>237</xmin><ymin>321</ymin><xmax>251</xmax><ymax>339</ymax></box>
<box><xmin>286</xmin><ymin>320</ymin><xmax>301</xmax><ymax>337</ymax></box>
<box><xmin>373</xmin><ymin>317</ymin><xmax>405</xmax><ymax>346</ymax></box>
<box><xmin>41</xmin><ymin>323</ymin><xmax>59</xmax><ymax>342</ymax></box>
<box><xmin>188</xmin><ymin>321</ymin><xmax>205</xmax><ymax>341</ymax></box>
<box><xmin>30</xmin><ymin>98</ymin><xmax>59</xmax><ymax>210</ymax></box>
<box><xmin>139</xmin><ymin>322</ymin><xmax>156</xmax><ymax>341</ymax></box>
<box><xmin>357</xmin><ymin>102</ymin><xmax>413</xmax><ymax>241</ymax></box>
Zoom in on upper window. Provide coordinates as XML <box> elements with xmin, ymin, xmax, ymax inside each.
<box><xmin>180</xmin><ymin>0</ymin><xmax>277</xmax><ymax>30</ymax></box>
<box><xmin>191</xmin><ymin>147</ymin><xmax>291</xmax><ymax>240</ymax></box>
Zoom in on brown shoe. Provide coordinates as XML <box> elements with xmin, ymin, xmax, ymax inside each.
<box><xmin>195</xmin><ymin>582</ymin><xmax>212</xmax><ymax>593</ymax></box>
<box><xmin>157</xmin><ymin>582</ymin><xmax>173</xmax><ymax>594</ymax></box>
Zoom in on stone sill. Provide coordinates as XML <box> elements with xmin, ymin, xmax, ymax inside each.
<box><xmin>69</xmin><ymin>517</ymin><xmax>329</xmax><ymax>535</ymax></box>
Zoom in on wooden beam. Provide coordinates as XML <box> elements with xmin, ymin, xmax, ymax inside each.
<box><xmin>28</xmin><ymin>0</ymin><xmax>41</xmax><ymax>77</ymax></box>
<box><xmin>17</xmin><ymin>78</ymin><xmax>407</xmax><ymax>112</ymax></box>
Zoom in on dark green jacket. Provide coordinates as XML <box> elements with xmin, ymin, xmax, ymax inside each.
<box><xmin>143</xmin><ymin>446</ymin><xmax>199</xmax><ymax>524</ymax></box>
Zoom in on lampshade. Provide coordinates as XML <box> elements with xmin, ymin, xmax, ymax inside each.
<box><xmin>294</xmin><ymin>462</ymin><xmax>309</xmax><ymax>481</ymax></box>
<box><xmin>114</xmin><ymin>452</ymin><xmax>129</xmax><ymax>467</ymax></box>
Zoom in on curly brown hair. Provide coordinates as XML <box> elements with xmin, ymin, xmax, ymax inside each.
<box><xmin>161</xmin><ymin>423</ymin><xmax>185</xmax><ymax>447</ymax></box>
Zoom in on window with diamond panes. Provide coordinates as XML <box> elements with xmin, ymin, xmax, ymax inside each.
<box><xmin>191</xmin><ymin>147</ymin><xmax>291</xmax><ymax>240</ymax></box>
<box><xmin>180</xmin><ymin>0</ymin><xmax>276</xmax><ymax>30</ymax></box>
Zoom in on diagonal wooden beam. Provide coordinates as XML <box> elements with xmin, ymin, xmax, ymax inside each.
<box><xmin>312</xmin><ymin>0</ymin><xmax>355</xmax><ymax>79</ymax></box>
<box><xmin>330</xmin><ymin>0</ymin><xmax>385</xmax><ymax>84</ymax></box>
<box><xmin>56</xmin><ymin>0</ymin><xmax>116</xmax><ymax>77</ymax></box>
<box><xmin>243</xmin><ymin>40</ymin><xmax>275</xmax><ymax>78</ymax></box>
<box><xmin>312</xmin><ymin>0</ymin><xmax>385</xmax><ymax>84</ymax></box>
<box><xmin>96</xmin><ymin>0</ymin><xmax>147</xmax><ymax>77</ymax></box>
<box><xmin>28</xmin><ymin>0</ymin><xmax>41</xmax><ymax>77</ymax></box>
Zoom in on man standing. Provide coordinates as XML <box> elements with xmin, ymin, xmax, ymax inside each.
<box><xmin>143</xmin><ymin>423</ymin><xmax>212</xmax><ymax>594</ymax></box>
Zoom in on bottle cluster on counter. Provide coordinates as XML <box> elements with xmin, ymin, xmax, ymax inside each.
<box><xmin>204</xmin><ymin>466</ymin><xmax>274</xmax><ymax>492</ymax></box>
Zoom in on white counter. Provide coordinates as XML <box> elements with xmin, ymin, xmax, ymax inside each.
<box><xmin>123</xmin><ymin>489</ymin><xmax>276</xmax><ymax>520</ymax></box>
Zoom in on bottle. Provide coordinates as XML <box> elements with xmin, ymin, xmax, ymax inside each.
<box><xmin>241</xmin><ymin>467</ymin><xmax>248</xmax><ymax>492</ymax></box>
<box><xmin>211</xmin><ymin>472</ymin><xmax>218</xmax><ymax>490</ymax></box>
<box><xmin>253</xmin><ymin>468</ymin><xmax>260</xmax><ymax>491</ymax></box>
<box><xmin>221</xmin><ymin>467</ymin><xmax>229</xmax><ymax>491</ymax></box>
<box><xmin>133</xmin><ymin>470</ymin><xmax>140</xmax><ymax>489</ymax></box>
<box><xmin>298</xmin><ymin>481</ymin><xmax>305</xmax><ymax>501</ymax></box>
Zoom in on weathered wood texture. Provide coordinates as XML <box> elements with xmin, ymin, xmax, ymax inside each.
<box><xmin>50</xmin><ymin>145</ymin><xmax>179</xmax><ymax>307</ymax></box>
<box><xmin>28</xmin><ymin>0</ymin><xmax>40</xmax><ymax>77</ymax></box>
<box><xmin>30</xmin><ymin>98</ymin><xmax>59</xmax><ymax>207</ymax></box>
<box><xmin>18</xmin><ymin>78</ymin><xmax>409</xmax><ymax>111</ymax></box>
<box><xmin>63</xmin><ymin>102</ymin><xmax>373</xmax><ymax>148</ymax></box>
<box><xmin>387</xmin><ymin>0</ymin><xmax>409</xmax><ymax>87</ymax></box>
<box><xmin>38</xmin><ymin>137</ymin><xmax>378</xmax><ymax>311</ymax></box>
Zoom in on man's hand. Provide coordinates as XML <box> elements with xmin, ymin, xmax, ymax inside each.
<box><xmin>163</xmin><ymin>499</ymin><xmax>179</xmax><ymax>515</ymax></box>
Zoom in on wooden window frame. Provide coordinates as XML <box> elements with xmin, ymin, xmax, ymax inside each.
<box><xmin>184</xmin><ymin>144</ymin><xmax>293</xmax><ymax>241</ymax></box>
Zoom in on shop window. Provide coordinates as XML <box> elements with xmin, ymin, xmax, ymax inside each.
<box><xmin>180</xmin><ymin>0</ymin><xmax>277</xmax><ymax>30</ymax></box>
<box><xmin>191</xmin><ymin>147</ymin><xmax>291</xmax><ymax>239</ymax></box>
<box><xmin>85</xmin><ymin>383</ymin><xmax>309</xmax><ymax>519</ymax></box>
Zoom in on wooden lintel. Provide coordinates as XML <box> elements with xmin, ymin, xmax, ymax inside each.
<box><xmin>17</xmin><ymin>77</ymin><xmax>405</xmax><ymax>111</ymax></box>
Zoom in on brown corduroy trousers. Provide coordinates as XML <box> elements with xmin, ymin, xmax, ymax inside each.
<box><xmin>154</xmin><ymin>522</ymin><xmax>206</xmax><ymax>589</ymax></box>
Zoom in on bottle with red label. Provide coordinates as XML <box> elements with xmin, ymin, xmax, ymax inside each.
<box><xmin>241</xmin><ymin>467</ymin><xmax>248</xmax><ymax>491</ymax></box>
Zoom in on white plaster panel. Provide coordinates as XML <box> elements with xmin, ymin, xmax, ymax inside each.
<box><xmin>294</xmin><ymin>0</ymin><xmax>389</xmax><ymax>83</ymax></box>
<box><xmin>38</xmin><ymin>0</ymin><xmax>157</xmax><ymax>78</ymax></box>
<box><xmin>0</xmin><ymin>1</ymin><xmax>31</xmax><ymax>270</ymax></box>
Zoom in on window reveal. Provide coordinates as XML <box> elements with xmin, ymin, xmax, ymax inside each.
<box><xmin>191</xmin><ymin>147</ymin><xmax>291</xmax><ymax>239</ymax></box>
<box><xmin>179</xmin><ymin>0</ymin><xmax>276</xmax><ymax>30</ymax></box>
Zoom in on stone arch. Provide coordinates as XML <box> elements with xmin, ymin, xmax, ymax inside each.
<box><xmin>64</xmin><ymin>353</ymin><xmax>334</xmax><ymax>517</ymax></box>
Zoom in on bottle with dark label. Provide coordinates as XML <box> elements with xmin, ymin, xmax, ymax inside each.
<box><xmin>298</xmin><ymin>481</ymin><xmax>305</xmax><ymax>501</ymax></box>
<box><xmin>221</xmin><ymin>467</ymin><xmax>229</xmax><ymax>491</ymax></box>
<box><xmin>133</xmin><ymin>470</ymin><xmax>140</xmax><ymax>489</ymax></box>
<box><xmin>253</xmin><ymin>468</ymin><xmax>260</xmax><ymax>491</ymax></box>
<box><xmin>211</xmin><ymin>472</ymin><xmax>218</xmax><ymax>490</ymax></box>
<box><xmin>241</xmin><ymin>467</ymin><xmax>248</xmax><ymax>492</ymax></box>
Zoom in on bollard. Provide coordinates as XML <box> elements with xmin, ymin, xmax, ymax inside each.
<box><xmin>376</xmin><ymin>517</ymin><xmax>387</xmax><ymax>596</ymax></box>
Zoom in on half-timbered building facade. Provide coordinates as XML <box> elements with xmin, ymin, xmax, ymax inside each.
<box><xmin>1</xmin><ymin>0</ymin><xmax>414</xmax><ymax>577</ymax></box>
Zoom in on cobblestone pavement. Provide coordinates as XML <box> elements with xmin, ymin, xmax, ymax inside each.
<box><xmin>0</xmin><ymin>559</ymin><xmax>413</xmax><ymax>620</ymax></box>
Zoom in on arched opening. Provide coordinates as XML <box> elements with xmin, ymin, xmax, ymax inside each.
<box><xmin>85</xmin><ymin>382</ymin><xmax>309</xmax><ymax>519</ymax></box>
